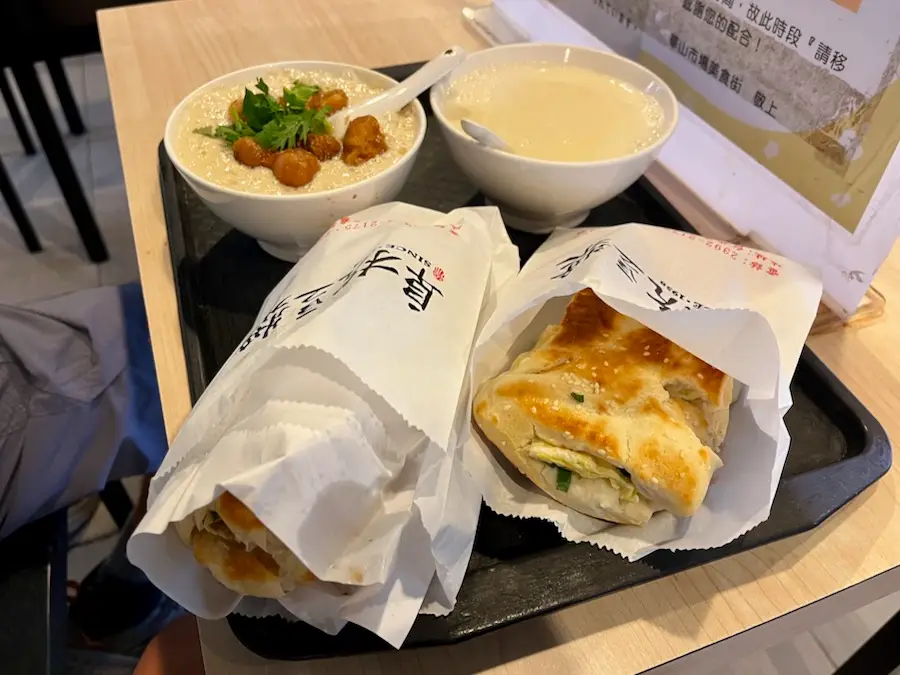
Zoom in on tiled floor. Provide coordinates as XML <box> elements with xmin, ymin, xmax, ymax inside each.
<box><xmin>0</xmin><ymin>55</ymin><xmax>897</xmax><ymax>674</ymax></box>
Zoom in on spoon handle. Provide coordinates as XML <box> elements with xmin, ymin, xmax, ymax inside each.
<box><xmin>331</xmin><ymin>46</ymin><xmax>467</xmax><ymax>138</ymax></box>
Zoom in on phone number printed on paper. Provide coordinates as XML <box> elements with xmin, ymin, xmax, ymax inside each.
<box><xmin>674</xmin><ymin>232</ymin><xmax>783</xmax><ymax>276</ymax></box>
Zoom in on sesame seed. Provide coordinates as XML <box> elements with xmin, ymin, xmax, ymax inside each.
<box><xmin>663</xmin><ymin>358</ymin><xmax>669</xmax><ymax>364</ymax></box>
<box><xmin>503</xmin><ymin>404</ymin><xmax>511</xmax><ymax>411</ymax></box>
<box><xmin>698</xmin><ymin>373</ymin><xmax>705</xmax><ymax>380</ymax></box>
<box><xmin>563</xmin><ymin>431</ymin><xmax>573</xmax><ymax>438</ymax></box>
<box><xmin>578</xmin><ymin>363</ymin><xmax>586</xmax><ymax>370</ymax></box>
<box><xmin>651</xmin><ymin>477</ymin><xmax>660</xmax><ymax>484</ymax></box>
<box><xmin>643</xmin><ymin>351</ymin><xmax>650</xmax><ymax>357</ymax></box>
<box><xmin>604</xmin><ymin>361</ymin><xmax>609</xmax><ymax>367</ymax></box>
<box><xmin>531</xmin><ymin>406</ymin><xmax>537</xmax><ymax>413</ymax></box>
<box><xmin>643</xmin><ymin>344</ymin><xmax>649</xmax><ymax>350</ymax></box>
<box><xmin>614</xmin><ymin>367</ymin><xmax>620</xmax><ymax>374</ymax></box>
<box><xmin>600</xmin><ymin>387</ymin><xmax>606</xmax><ymax>393</ymax></box>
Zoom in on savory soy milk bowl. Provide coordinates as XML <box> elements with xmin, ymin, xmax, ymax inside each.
<box><xmin>164</xmin><ymin>60</ymin><xmax>427</xmax><ymax>261</ymax></box>
<box><xmin>430</xmin><ymin>44</ymin><xmax>679</xmax><ymax>233</ymax></box>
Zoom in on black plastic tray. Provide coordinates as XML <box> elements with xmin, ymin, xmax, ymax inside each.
<box><xmin>158</xmin><ymin>62</ymin><xmax>891</xmax><ymax>661</ymax></box>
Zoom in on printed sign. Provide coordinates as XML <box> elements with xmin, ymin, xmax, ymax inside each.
<box><xmin>548</xmin><ymin>0</ymin><xmax>900</xmax><ymax>234</ymax></box>
<box><xmin>491</xmin><ymin>0</ymin><xmax>900</xmax><ymax>316</ymax></box>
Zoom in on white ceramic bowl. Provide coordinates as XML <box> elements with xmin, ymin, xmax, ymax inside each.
<box><xmin>164</xmin><ymin>61</ymin><xmax>427</xmax><ymax>260</ymax></box>
<box><xmin>430</xmin><ymin>44</ymin><xmax>679</xmax><ymax>233</ymax></box>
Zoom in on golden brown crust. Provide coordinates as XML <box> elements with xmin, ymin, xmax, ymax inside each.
<box><xmin>548</xmin><ymin>290</ymin><xmax>729</xmax><ymax>406</ymax></box>
<box><xmin>216</xmin><ymin>491</ymin><xmax>264</xmax><ymax>536</ymax></box>
<box><xmin>182</xmin><ymin>492</ymin><xmax>317</xmax><ymax>596</ymax></box>
<box><xmin>190</xmin><ymin>528</ymin><xmax>286</xmax><ymax>598</ymax></box>
<box><xmin>473</xmin><ymin>290</ymin><xmax>731</xmax><ymax>521</ymax></box>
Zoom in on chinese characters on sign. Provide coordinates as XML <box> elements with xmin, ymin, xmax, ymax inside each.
<box><xmin>744</xmin><ymin>3</ymin><xmax>847</xmax><ymax>71</ymax></box>
<box><xmin>682</xmin><ymin>0</ymin><xmax>848</xmax><ymax>71</ymax></box>
<box><xmin>552</xmin><ymin>240</ymin><xmax>707</xmax><ymax>312</ymax></box>
<box><xmin>670</xmin><ymin>33</ymin><xmax>760</xmax><ymax>107</ymax></box>
<box><xmin>673</xmin><ymin>0</ymin><xmax>854</xmax><ymax>120</ymax></box>
<box><xmin>590</xmin><ymin>0</ymin><xmax>638</xmax><ymax>30</ymax></box>
<box><xmin>682</xmin><ymin>0</ymin><xmax>762</xmax><ymax>52</ymax></box>
<box><xmin>239</xmin><ymin>243</ymin><xmax>447</xmax><ymax>351</ymax></box>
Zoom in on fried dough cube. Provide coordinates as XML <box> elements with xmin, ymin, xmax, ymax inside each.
<box><xmin>304</xmin><ymin>133</ymin><xmax>341</xmax><ymax>161</ymax></box>
<box><xmin>272</xmin><ymin>148</ymin><xmax>320</xmax><ymax>187</ymax></box>
<box><xmin>341</xmin><ymin>115</ymin><xmax>388</xmax><ymax>166</ymax></box>
<box><xmin>233</xmin><ymin>137</ymin><xmax>277</xmax><ymax>168</ymax></box>
<box><xmin>307</xmin><ymin>89</ymin><xmax>349</xmax><ymax>114</ymax></box>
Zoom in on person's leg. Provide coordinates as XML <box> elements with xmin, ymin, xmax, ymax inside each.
<box><xmin>71</xmin><ymin>285</ymin><xmax>178</xmax><ymax>652</ymax></box>
<box><xmin>69</xmin><ymin>474</ymin><xmax>180</xmax><ymax>653</ymax></box>
<box><xmin>94</xmin><ymin>474</ymin><xmax>150</xmax><ymax>583</ymax></box>
<box><xmin>134</xmin><ymin>616</ymin><xmax>204</xmax><ymax>675</ymax></box>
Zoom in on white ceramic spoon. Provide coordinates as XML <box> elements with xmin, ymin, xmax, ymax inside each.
<box><xmin>329</xmin><ymin>46</ymin><xmax>468</xmax><ymax>139</ymax></box>
<box><xmin>460</xmin><ymin>118</ymin><xmax>512</xmax><ymax>153</ymax></box>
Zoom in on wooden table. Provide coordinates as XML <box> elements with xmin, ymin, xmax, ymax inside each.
<box><xmin>98</xmin><ymin>1</ymin><xmax>900</xmax><ymax>672</ymax></box>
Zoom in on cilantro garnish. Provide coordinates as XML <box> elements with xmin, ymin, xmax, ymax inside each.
<box><xmin>571</xmin><ymin>392</ymin><xmax>585</xmax><ymax>403</ymax></box>
<box><xmin>194</xmin><ymin>78</ymin><xmax>331</xmax><ymax>151</ymax></box>
<box><xmin>282</xmin><ymin>81</ymin><xmax>320</xmax><ymax>110</ymax></box>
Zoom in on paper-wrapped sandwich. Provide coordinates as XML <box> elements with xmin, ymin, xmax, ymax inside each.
<box><xmin>175</xmin><ymin>492</ymin><xmax>316</xmax><ymax>598</ymax></box>
<box><xmin>473</xmin><ymin>289</ymin><xmax>733</xmax><ymax>526</ymax></box>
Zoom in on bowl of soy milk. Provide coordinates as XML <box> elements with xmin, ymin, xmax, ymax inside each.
<box><xmin>430</xmin><ymin>43</ymin><xmax>678</xmax><ymax>233</ymax></box>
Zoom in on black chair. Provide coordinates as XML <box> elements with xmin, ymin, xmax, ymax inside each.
<box><xmin>1</xmin><ymin>3</ymin><xmax>110</xmax><ymax>263</ymax></box>
<box><xmin>0</xmin><ymin>510</ymin><xmax>69</xmax><ymax>675</ymax></box>
<box><xmin>0</xmin><ymin>156</ymin><xmax>40</xmax><ymax>252</ymax></box>
<box><xmin>3</xmin><ymin>1</ymin><xmax>165</xmax><ymax>262</ymax></box>
<box><xmin>0</xmin><ymin>58</ymin><xmax>85</xmax><ymax>153</ymax></box>
<box><xmin>0</xmin><ymin>70</ymin><xmax>38</xmax><ymax>156</ymax></box>
<box><xmin>0</xmin><ymin>477</ymin><xmax>134</xmax><ymax>675</ymax></box>
<box><xmin>0</xmin><ymin>58</ymin><xmax>89</xmax><ymax>254</ymax></box>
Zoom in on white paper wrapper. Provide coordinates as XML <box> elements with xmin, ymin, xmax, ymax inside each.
<box><xmin>463</xmin><ymin>225</ymin><xmax>823</xmax><ymax>561</ymax></box>
<box><xmin>128</xmin><ymin>202</ymin><xmax>518</xmax><ymax>647</ymax></box>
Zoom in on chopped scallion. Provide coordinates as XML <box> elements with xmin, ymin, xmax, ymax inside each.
<box><xmin>556</xmin><ymin>467</ymin><xmax>573</xmax><ymax>492</ymax></box>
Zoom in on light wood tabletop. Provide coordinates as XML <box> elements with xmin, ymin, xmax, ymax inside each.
<box><xmin>98</xmin><ymin>0</ymin><xmax>900</xmax><ymax>672</ymax></box>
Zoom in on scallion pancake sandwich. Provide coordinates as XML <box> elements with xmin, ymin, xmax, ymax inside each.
<box><xmin>473</xmin><ymin>289</ymin><xmax>733</xmax><ymax>525</ymax></box>
<box><xmin>175</xmin><ymin>492</ymin><xmax>315</xmax><ymax>598</ymax></box>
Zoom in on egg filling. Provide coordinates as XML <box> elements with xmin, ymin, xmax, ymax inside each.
<box><xmin>526</xmin><ymin>439</ymin><xmax>639</xmax><ymax>501</ymax></box>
